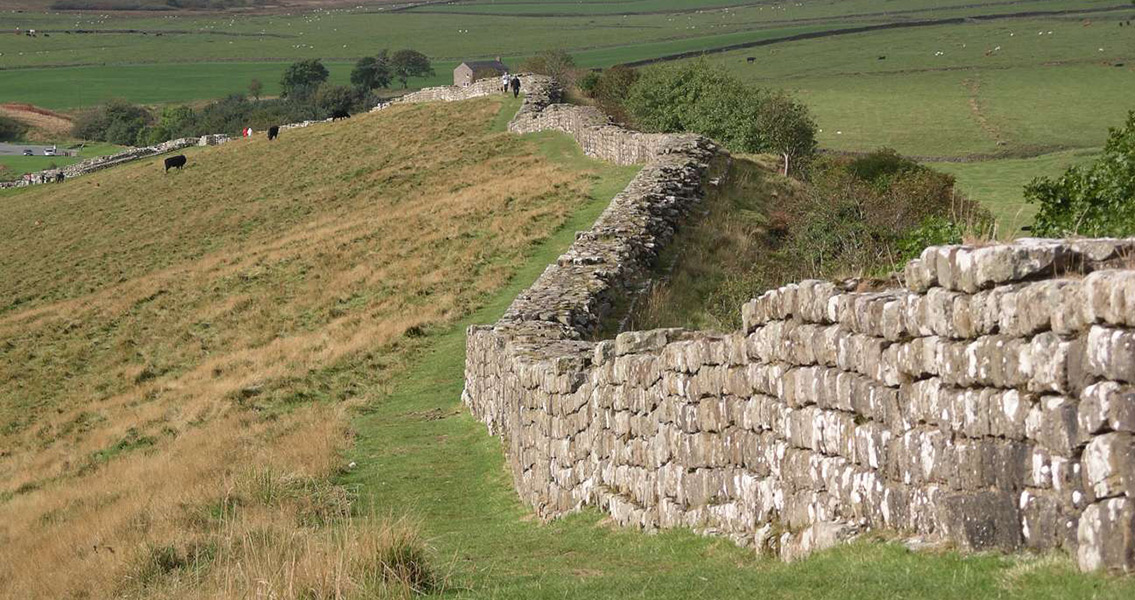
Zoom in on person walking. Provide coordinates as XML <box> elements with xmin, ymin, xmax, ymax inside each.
<box><xmin>501</xmin><ymin>71</ymin><xmax>510</xmax><ymax>93</ymax></box>
<box><xmin>510</xmin><ymin>75</ymin><xmax>521</xmax><ymax>98</ymax></box>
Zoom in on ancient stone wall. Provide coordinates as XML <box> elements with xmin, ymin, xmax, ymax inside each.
<box><xmin>451</xmin><ymin>77</ymin><xmax>1135</xmax><ymax>573</ymax></box>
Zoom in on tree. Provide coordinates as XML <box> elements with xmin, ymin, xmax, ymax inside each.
<box><xmin>520</xmin><ymin>49</ymin><xmax>578</xmax><ymax>85</ymax></box>
<box><xmin>248</xmin><ymin>78</ymin><xmax>263</xmax><ymax>101</ymax></box>
<box><xmin>622</xmin><ymin>61</ymin><xmax>817</xmax><ymax>172</ymax></box>
<box><xmin>316</xmin><ymin>84</ymin><xmax>358</xmax><ymax>116</ymax></box>
<box><xmin>390</xmin><ymin>49</ymin><xmax>434</xmax><ymax>88</ymax></box>
<box><xmin>350</xmin><ymin>51</ymin><xmax>392</xmax><ymax>91</ymax></box>
<box><xmin>758</xmin><ymin>92</ymin><xmax>817</xmax><ymax>177</ymax></box>
<box><xmin>280</xmin><ymin>59</ymin><xmax>329</xmax><ymax>99</ymax></box>
<box><xmin>0</xmin><ymin>115</ymin><xmax>27</xmax><ymax>142</ymax></box>
<box><xmin>72</xmin><ymin>99</ymin><xmax>151</xmax><ymax>146</ymax></box>
<box><xmin>591</xmin><ymin>65</ymin><xmax>638</xmax><ymax>124</ymax></box>
<box><xmin>1027</xmin><ymin>111</ymin><xmax>1135</xmax><ymax>237</ymax></box>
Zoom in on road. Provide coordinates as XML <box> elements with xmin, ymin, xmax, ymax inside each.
<box><xmin>0</xmin><ymin>143</ymin><xmax>56</xmax><ymax>156</ymax></box>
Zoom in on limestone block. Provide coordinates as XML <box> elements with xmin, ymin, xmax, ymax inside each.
<box><xmin>941</xmin><ymin>490</ymin><xmax>1022</xmax><ymax>551</ymax></box>
<box><xmin>1082</xmin><ymin>432</ymin><xmax>1135</xmax><ymax>499</ymax></box>
<box><xmin>1087</xmin><ymin>326</ymin><xmax>1135</xmax><ymax>383</ymax></box>
<box><xmin>1079</xmin><ymin>382</ymin><xmax>1135</xmax><ymax>437</ymax></box>
<box><xmin>1077</xmin><ymin>497</ymin><xmax>1135</xmax><ymax>573</ymax></box>
<box><xmin>1084</xmin><ymin>270</ymin><xmax>1135</xmax><ymax>328</ymax></box>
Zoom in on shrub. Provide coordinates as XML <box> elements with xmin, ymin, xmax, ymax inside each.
<box><xmin>591</xmin><ymin>65</ymin><xmax>639</xmax><ymax>124</ymax></box>
<box><xmin>0</xmin><ymin>115</ymin><xmax>28</xmax><ymax>142</ymax></box>
<box><xmin>1027</xmin><ymin>111</ymin><xmax>1135</xmax><ymax>237</ymax></box>
<box><xmin>520</xmin><ymin>49</ymin><xmax>578</xmax><ymax>86</ymax></box>
<box><xmin>72</xmin><ymin>99</ymin><xmax>152</xmax><ymax>145</ymax></box>
<box><xmin>623</xmin><ymin>61</ymin><xmax>816</xmax><ymax>175</ymax></box>
<box><xmin>315</xmin><ymin>84</ymin><xmax>358</xmax><ymax>117</ymax></box>
<box><xmin>577</xmin><ymin>70</ymin><xmax>601</xmax><ymax>95</ymax></box>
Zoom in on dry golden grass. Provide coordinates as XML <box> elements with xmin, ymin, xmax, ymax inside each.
<box><xmin>0</xmin><ymin>97</ymin><xmax>599</xmax><ymax>598</ymax></box>
<box><xmin>0</xmin><ymin>103</ymin><xmax>73</xmax><ymax>141</ymax></box>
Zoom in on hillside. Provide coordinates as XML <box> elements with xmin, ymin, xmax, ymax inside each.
<box><xmin>0</xmin><ymin>96</ymin><xmax>639</xmax><ymax>598</ymax></box>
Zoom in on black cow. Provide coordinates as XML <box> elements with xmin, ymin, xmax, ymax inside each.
<box><xmin>54</xmin><ymin>172</ymin><xmax>64</xmax><ymax>183</ymax></box>
<box><xmin>331</xmin><ymin>109</ymin><xmax>350</xmax><ymax>121</ymax></box>
<box><xmin>268</xmin><ymin>125</ymin><xmax>280</xmax><ymax>140</ymax></box>
<box><xmin>164</xmin><ymin>154</ymin><xmax>187</xmax><ymax>172</ymax></box>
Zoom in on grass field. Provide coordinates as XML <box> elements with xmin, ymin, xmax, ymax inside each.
<box><xmin>697</xmin><ymin>11</ymin><xmax>1135</xmax><ymax>231</ymax></box>
<box><xmin>0</xmin><ymin>141</ymin><xmax>122</xmax><ymax>180</ymax></box>
<box><xmin>0</xmin><ymin>96</ymin><xmax>635</xmax><ymax>598</ymax></box>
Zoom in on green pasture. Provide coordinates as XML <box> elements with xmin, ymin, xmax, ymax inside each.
<box><xmin>0</xmin><ymin>142</ymin><xmax>122</xmax><ymax>181</ymax></box>
<box><xmin>931</xmin><ymin>148</ymin><xmax>1101</xmax><ymax>237</ymax></box>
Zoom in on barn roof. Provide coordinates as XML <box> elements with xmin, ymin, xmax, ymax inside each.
<box><xmin>458</xmin><ymin>60</ymin><xmax>509</xmax><ymax>72</ymax></box>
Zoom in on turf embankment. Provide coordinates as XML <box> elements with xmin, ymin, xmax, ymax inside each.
<box><xmin>0</xmin><ymin>95</ymin><xmax>624</xmax><ymax>598</ymax></box>
<box><xmin>343</xmin><ymin>143</ymin><xmax>1135</xmax><ymax>599</ymax></box>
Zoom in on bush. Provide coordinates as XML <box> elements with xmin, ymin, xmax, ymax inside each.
<box><xmin>315</xmin><ymin>84</ymin><xmax>358</xmax><ymax>117</ymax></box>
<box><xmin>72</xmin><ymin>100</ymin><xmax>152</xmax><ymax>145</ymax></box>
<box><xmin>577</xmin><ymin>70</ymin><xmax>601</xmax><ymax>95</ymax></box>
<box><xmin>1027</xmin><ymin>111</ymin><xmax>1135</xmax><ymax>237</ymax></box>
<box><xmin>622</xmin><ymin>61</ymin><xmax>816</xmax><ymax>175</ymax></box>
<box><xmin>520</xmin><ymin>49</ymin><xmax>578</xmax><ymax>86</ymax></box>
<box><xmin>0</xmin><ymin>115</ymin><xmax>28</xmax><ymax>142</ymax></box>
<box><xmin>591</xmin><ymin>65</ymin><xmax>638</xmax><ymax>124</ymax></box>
<box><xmin>784</xmin><ymin>151</ymin><xmax>991</xmax><ymax>278</ymax></box>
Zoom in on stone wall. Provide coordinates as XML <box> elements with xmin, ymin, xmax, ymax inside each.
<box><xmin>2</xmin><ymin>117</ymin><xmax>326</xmax><ymax>190</ymax></box>
<box><xmin>449</xmin><ymin>77</ymin><xmax>1135</xmax><ymax>573</ymax></box>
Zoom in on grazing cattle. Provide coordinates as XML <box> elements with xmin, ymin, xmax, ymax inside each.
<box><xmin>878</xmin><ymin>55</ymin><xmax>887</xmax><ymax>60</ymax></box>
<box><xmin>164</xmin><ymin>154</ymin><xmax>187</xmax><ymax>172</ymax></box>
<box><xmin>331</xmin><ymin>109</ymin><xmax>350</xmax><ymax>121</ymax></box>
<box><xmin>268</xmin><ymin>125</ymin><xmax>280</xmax><ymax>140</ymax></box>
<box><xmin>746</xmin><ymin>56</ymin><xmax>755</xmax><ymax>63</ymax></box>
<box><xmin>54</xmin><ymin>172</ymin><xmax>64</xmax><ymax>183</ymax></box>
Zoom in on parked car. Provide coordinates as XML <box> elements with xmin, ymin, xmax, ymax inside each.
<box><xmin>22</xmin><ymin>149</ymin><xmax>33</xmax><ymax>156</ymax></box>
<box><xmin>43</xmin><ymin>147</ymin><xmax>56</xmax><ymax>156</ymax></box>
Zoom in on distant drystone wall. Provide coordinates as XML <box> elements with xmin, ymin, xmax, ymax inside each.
<box><xmin>375</xmin><ymin>75</ymin><xmax>1135</xmax><ymax>573</ymax></box>
<box><xmin>1</xmin><ymin>118</ymin><xmax>328</xmax><ymax>190</ymax></box>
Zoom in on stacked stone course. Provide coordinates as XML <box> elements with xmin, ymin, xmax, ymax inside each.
<box><xmin>427</xmin><ymin>76</ymin><xmax>1135</xmax><ymax>572</ymax></box>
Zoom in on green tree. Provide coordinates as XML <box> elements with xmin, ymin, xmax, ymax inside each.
<box><xmin>248</xmin><ymin>78</ymin><xmax>263</xmax><ymax>101</ymax></box>
<box><xmin>1027</xmin><ymin>111</ymin><xmax>1135</xmax><ymax>237</ymax></box>
<box><xmin>592</xmin><ymin>65</ymin><xmax>638</xmax><ymax>124</ymax></box>
<box><xmin>280</xmin><ymin>59</ymin><xmax>329</xmax><ymax>99</ymax></box>
<box><xmin>623</xmin><ymin>61</ymin><xmax>816</xmax><ymax>169</ymax></box>
<box><xmin>758</xmin><ymin>92</ymin><xmax>817</xmax><ymax>177</ymax></box>
<box><xmin>315</xmin><ymin>84</ymin><xmax>358</xmax><ymax>116</ymax></box>
<box><xmin>350</xmin><ymin>51</ymin><xmax>392</xmax><ymax>91</ymax></box>
<box><xmin>72</xmin><ymin>99</ymin><xmax>151</xmax><ymax>145</ymax></box>
<box><xmin>520</xmin><ymin>49</ymin><xmax>578</xmax><ymax>85</ymax></box>
<box><xmin>390</xmin><ymin>49</ymin><xmax>434</xmax><ymax>89</ymax></box>
<box><xmin>0</xmin><ymin>115</ymin><xmax>27</xmax><ymax>142</ymax></box>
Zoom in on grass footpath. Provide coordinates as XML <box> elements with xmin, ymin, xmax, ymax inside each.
<box><xmin>341</xmin><ymin>131</ymin><xmax>1135</xmax><ymax>598</ymax></box>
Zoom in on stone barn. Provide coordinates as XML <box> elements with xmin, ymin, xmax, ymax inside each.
<box><xmin>454</xmin><ymin>58</ymin><xmax>509</xmax><ymax>86</ymax></box>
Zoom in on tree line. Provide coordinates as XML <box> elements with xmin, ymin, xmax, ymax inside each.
<box><xmin>72</xmin><ymin>50</ymin><xmax>434</xmax><ymax>146</ymax></box>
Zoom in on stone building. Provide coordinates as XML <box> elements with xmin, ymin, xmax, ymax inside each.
<box><xmin>454</xmin><ymin>58</ymin><xmax>509</xmax><ymax>86</ymax></box>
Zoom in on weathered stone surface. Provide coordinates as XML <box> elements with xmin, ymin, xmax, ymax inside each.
<box><xmin>1078</xmin><ymin>498</ymin><xmax>1135</xmax><ymax>573</ymax></box>
<box><xmin>454</xmin><ymin>76</ymin><xmax>1135</xmax><ymax>574</ymax></box>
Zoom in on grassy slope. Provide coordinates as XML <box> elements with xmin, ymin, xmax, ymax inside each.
<box><xmin>341</xmin><ymin>140</ymin><xmax>1135</xmax><ymax>598</ymax></box>
<box><xmin>0</xmin><ymin>95</ymin><xmax>630</xmax><ymax>598</ymax></box>
<box><xmin>0</xmin><ymin>141</ymin><xmax>122</xmax><ymax>180</ymax></box>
